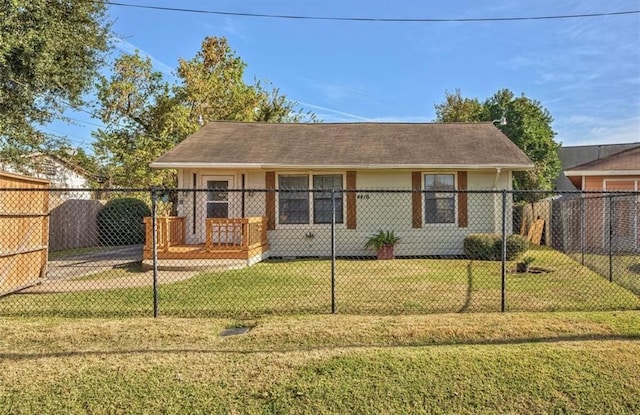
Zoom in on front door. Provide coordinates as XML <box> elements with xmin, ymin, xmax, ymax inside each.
<box><xmin>201</xmin><ymin>176</ymin><xmax>237</xmax><ymax>244</ymax></box>
<box><xmin>206</xmin><ymin>179</ymin><xmax>231</xmax><ymax>219</ymax></box>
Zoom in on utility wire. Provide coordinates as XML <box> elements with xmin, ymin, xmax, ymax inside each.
<box><xmin>102</xmin><ymin>2</ymin><xmax>640</xmax><ymax>23</ymax></box>
<box><xmin>8</xmin><ymin>77</ymin><xmax>111</xmax><ymax>132</ymax></box>
<box><xmin>41</xmin><ymin>127</ymin><xmax>94</xmax><ymax>147</ymax></box>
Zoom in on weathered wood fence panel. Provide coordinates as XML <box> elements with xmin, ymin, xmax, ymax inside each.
<box><xmin>48</xmin><ymin>197</ymin><xmax>105</xmax><ymax>251</ymax></box>
<box><xmin>0</xmin><ymin>171</ymin><xmax>49</xmax><ymax>295</ymax></box>
<box><xmin>517</xmin><ymin>199</ymin><xmax>553</xmax><ymax>246</ymax></box>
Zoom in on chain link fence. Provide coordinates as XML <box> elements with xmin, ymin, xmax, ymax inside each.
<box><xmin>0</xmin><ymin>188</ymin><xmax>638</xmax><ymax>317</ymax></box>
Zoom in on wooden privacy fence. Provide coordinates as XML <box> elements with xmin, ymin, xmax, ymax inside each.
<box><xmin>48</xmin><ymin>197</ymin><xmax>105</xmax><ymax>251</ymax></box>
<box><xmin>0</xmin><ymin>171</ymin><xmax>49</xmax><ymax>295</ymax></box>
<box><xmin>517</xmin><ymin>199</ymin><xmax>553</xmax><ymax>246</ymax></box>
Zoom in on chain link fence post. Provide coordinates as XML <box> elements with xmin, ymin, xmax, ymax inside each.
<box><xmin>580</xmin><ymin>196</ymin><xmax>586</xmax><ymax>266</ymax></box>
<box><xmin>330</xmin><ymin>189</ymin><xmax>336</xmax><ymax>314</ymax></box>
<box><xmin>609</xmin><ymin>195</ymin><xmax>614</xmax><ymax>283</ymax></box>
<box><xmin>151</xmin><ymin>188</ymin><xmax>159</xmax><ymax>318</ymax></box>
<box><xmin>501</xmin><ymin>190</ymin><xmax>507</xmax><ymax>312</ymax></box>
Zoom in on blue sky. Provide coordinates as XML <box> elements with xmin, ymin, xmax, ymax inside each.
<box><xmin>53</xmin><ymin>0</ymin><xmax>640</xmax><ymax>150</ymax></box>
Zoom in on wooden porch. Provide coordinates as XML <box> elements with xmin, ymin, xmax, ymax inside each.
<box><xmin>143</xmin><ymin>216</ymin><xmax>269</xmax><ymax>261</ymax></box>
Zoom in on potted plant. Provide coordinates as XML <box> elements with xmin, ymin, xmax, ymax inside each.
<box><xmin>516</xmin><ymin>255</ymin><xmax>535</xmax><ymax>273</ymax></box>
<box><xmin>365</xmin><ymin>230</ymin><xmax>400</xmax><ymax>260</ymax></box>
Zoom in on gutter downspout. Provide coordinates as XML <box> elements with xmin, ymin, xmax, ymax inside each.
<box><xmin>493</xmin><ymin>167</ymin><xmax>502</xmax><ymax>189</ymax></box>
<box><xmin>493</xmin><ymin>168</ymin><xmax>502</xmax><ymax>233</ymax></box>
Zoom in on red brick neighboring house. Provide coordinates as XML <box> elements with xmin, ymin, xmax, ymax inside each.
<box><xmin>564</xmin><ymin>145</ymin><xmax>640</xmax><ymax>252</ymax></box>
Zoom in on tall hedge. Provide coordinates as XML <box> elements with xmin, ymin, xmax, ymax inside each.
<box><xmin>97</xmin><ymin>198</ymin><xmax>151</xmax><ymax>245</ymax></box>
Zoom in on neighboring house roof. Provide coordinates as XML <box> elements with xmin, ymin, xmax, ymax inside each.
<box><xmin>564</xmin><ymin>145</ymin><xmax>640</xmax><ymax>176</ymax></box>
<box><xmin>151</xmin><ymin>121</ymin><xmax>534</xmax><ymax>170</ymax></box>
<box><xmin>556</xmin><ymin>142</ymin><xmax>640</xmax><ymax>191</ymax></box>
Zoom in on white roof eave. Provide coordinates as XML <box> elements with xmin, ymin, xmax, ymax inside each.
<box><xmin>150</xmin><ymin>162</ymin><xmax>535</xmax><ymax>171</ymax></box>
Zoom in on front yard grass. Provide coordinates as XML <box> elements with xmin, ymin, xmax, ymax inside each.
<box><xmin>579</xmin><ymin>252</ymin><xmax>640</xmax><ymax>295</ymax></box>
<box><xmin>1</xmin><ymin>247</ymin><xmax>638</xmax><ymax>318</ymax></box>
<box><xmin>1</xmin><ymin>312</ymin><xmax>639</xmax><ymax>414</ymax></box>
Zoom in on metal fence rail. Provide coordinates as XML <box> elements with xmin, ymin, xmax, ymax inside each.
<box><xmin>0</xmin><ymin>188</ymin><xmax>638</xmax><ymax>317</ymax></box>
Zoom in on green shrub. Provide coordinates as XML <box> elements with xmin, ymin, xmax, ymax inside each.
<box><xmin>464</xmin><ymin>233</ymin><xmax>528</xmax><ymax>261</ymax></box>
<box><xmin>505</xmin><ymin>234</ymin><xmax>528</xmax><ymax>260</ymax></box>
<box><xmin>464</xmin><ymin>234</ymin><xmax>502</xmax><ymax>260</ymax></box>
<box><xmin>97</xmin><ymin>198</ymin><xmax>151</xmax><ymax>246</ymax></box>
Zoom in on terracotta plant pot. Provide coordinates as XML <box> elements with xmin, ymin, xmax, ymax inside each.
<box><xmin>377</xmin><ymin>244</ymin><xmax>395</xmax><ymax>260</ymax></box>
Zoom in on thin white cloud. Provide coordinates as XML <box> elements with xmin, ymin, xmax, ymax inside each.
<box><xmin>557</xmin><ymin>115</ymin><xmax>640</xmax><ymax>146</ymax></box>
<box><xmin>567</xmin><ymin>115</ymin><xmax>599</xmax><ymax>125</ymax></box>
<box><xmin>303</xmin><ymin>79</ymin><xmax>366</xmax><ymax>103</ymax></box>
<box><xmin>297</xmin><ymin>101</ymin><xmax>371</xmax><ymax>121</ymax></box>
<box><xmin>221</xmin><ymin>17</ymin><xmax>249</xmax><ymax>41</ymax></box>
<box><xmin>284</xmin><ymin>100</ymin><xmax>434</xmax><ymax>123</ymax></box>
<box><xmin>113</xmin><ymin>37</ymin><xmax>176</xmax><ymax>78</ymax></box>
<box><xmin>366</xmin><ymin>115</ymin><xmax>433</xmax><ymax>123</ymax></box>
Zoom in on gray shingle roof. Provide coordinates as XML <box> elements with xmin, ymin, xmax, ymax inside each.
<box><xmin>565</xmin><ymin>145</ymin><xmax>640</xmax><ymax>173</ymax></box>
<box><xmin>152</xmin><ymin>121</ymin><xmax>534</xmax><ymax>169</ymax></box>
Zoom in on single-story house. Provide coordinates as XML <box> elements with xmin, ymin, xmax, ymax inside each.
<box><xmin>1</xmin><ymin>153</ymin><xmax>92</xmax><ymax>199</ymax></box>
<box><xmin>564</xmin><ymin>145</ymin><xmax>640</xmax><ymax>252</ymax></box>
<box><xmin>149</xmin><ymin>121</ymin><xmax>533</xmax><ymax>261</ymax></box>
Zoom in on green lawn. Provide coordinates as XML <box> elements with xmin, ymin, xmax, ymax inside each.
<box><xmin>577</xmin><ymin>252</ymin><xmax>640</xmax><ymax>295</ymax></box>
<box><xmin>1</xmin><ymin>248</ymin><xmax>638</xmax><ymax>318</ymax></box>
<box><xmin>1</xmin><ymin>312</ymin><xmax>639</xmax><ymax>414</ymax></box>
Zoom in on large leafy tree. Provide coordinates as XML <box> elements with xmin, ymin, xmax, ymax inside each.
<box><xmin>434</xmin><ymin>89</ymin><xmax>486</xmax><ymax>122</ymax></box>
<box><xmin>0</xmin><ymin>0</ymin><xmax>110</xmax><ymax>166</ymax></box>
<box><xmin>93</xmin><ymin>36</ymin><xmax>310</xmax><ymax>188</ymax></box>
<box><xmin>93</xmin><ymin>52</ymin><xmax>177</xmax><ymax>188</ymax></box>
<box><xmin>435</xmin><ymin>89</ymin><xmax>561</xmax><ymax>195</ymax></box>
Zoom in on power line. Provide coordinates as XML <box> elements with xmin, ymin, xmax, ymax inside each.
<box><xmin>7</xmin><ymin>77</ymin><xmax>103</xmax><ymax>120</ymax></box>
<box><xmin>40</xmin><ymin>127</ymin><xmax>94</xmax><ymax>148</ymax></box>
<box><xmin>102</xmin><ymin>2</ymin><xmax>640</xmax><ymax>23</ymax></box>
<box><xmin>65</xmin><ymin>115</ymin><xmax>105</xmax><ymax>129</ymax></box>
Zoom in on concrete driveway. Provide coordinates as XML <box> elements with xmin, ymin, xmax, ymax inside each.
<box><xmin>46</xmin><ymin>245</ymin><xmax>143</xmax><ymax>280</ymax></box>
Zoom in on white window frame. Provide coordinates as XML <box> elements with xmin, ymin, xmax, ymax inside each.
<box><xmin>276</xmin><ymin>172</ymin><xmax>346</xmax><ymax>227</ymax></box>
<box><xmin>423</xmin><ymin>172</ymin><xmax>458</xmax><ymax>226</ymax></box>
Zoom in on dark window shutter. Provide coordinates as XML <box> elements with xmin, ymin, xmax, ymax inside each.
<box><xmin>346</xmin><ymin>171</ymin><xmax>357</xmax><ymax>229</ymax></box>
<box><xmin>412</xmin><ymin>172</ymin><xmax>422</xmax><ymax>228</ymax></box>
<box><xmin>457</xmin><ymin>171</ymin><xmax>468</xmax><ymax>228</ymax></box>
<box><xmin>265</xmin><ymin>171</ymin><xmax>276</xmax><ymax>230</ymax></box>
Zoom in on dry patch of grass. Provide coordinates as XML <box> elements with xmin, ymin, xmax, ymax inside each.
<box><xmin>1</xmin><ymin>312</ymin><xmax>639</xmax><ymax>414</ymax></box>
<box><xmin>0</xmin><ymin>312</ymin><xmax>640</xmax><ymax>413</ymax></box>
<box><xmin>1</xmin><ymin>312</ymin><xmax>637</xmax><ymax>354</ymax></box>
<box><xmin>71</xmin><ymin>262</ymin><xmax>145</xmax><ymax>282</ymax></box>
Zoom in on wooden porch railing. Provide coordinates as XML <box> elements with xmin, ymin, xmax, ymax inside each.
<box><xmin>143</xmin><ymin>216</ymin><xmax>186</xmax><ymax>252</ymax></box>
<box><xmin>205</xmin><ymin>216</ymin><xmax>268</xmax><ymax>250</ymax></box>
